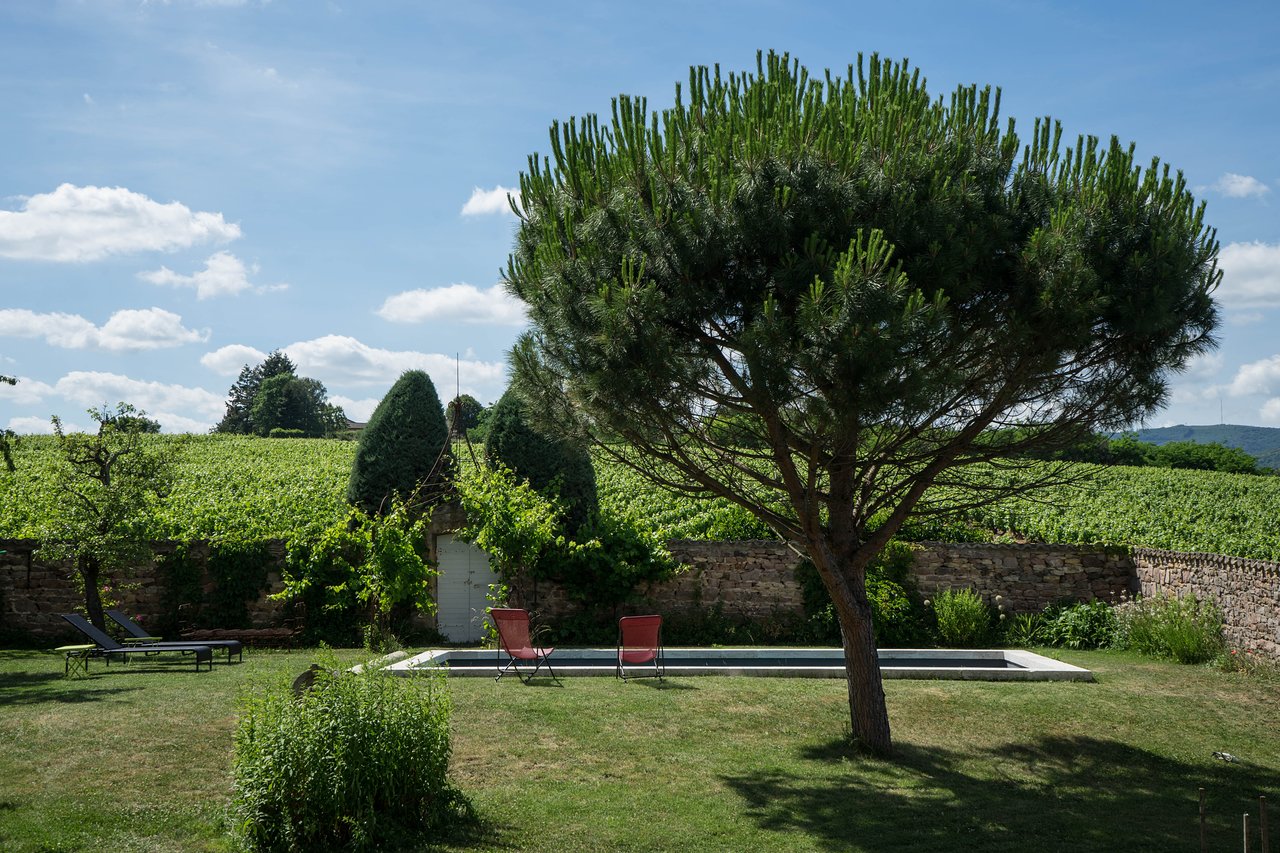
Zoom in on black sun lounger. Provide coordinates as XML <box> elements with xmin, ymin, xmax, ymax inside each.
<box><xmin>60</xmin><ymin>613</ymin><xmax>214</xmax><ymax>672</ymax></box>
<box><xmin>105</xmin><ymin>609</ymin><xmax>243</xmax><ymax>663</ymax></box>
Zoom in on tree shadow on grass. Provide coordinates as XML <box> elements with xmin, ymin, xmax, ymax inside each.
<box><xmin>723</xmin><ymin>735</ymin><xmax>1279</xmax><ymax>853</ymax></box>
<box><xmin>0</xmin><ymin>670</ymin><xmax>143</xmax><ymax>706</ymax></box>
<box><xmin>624</xmin><ymin>677</ymin><xmax>697</xmax><ymax>691</ymax></box>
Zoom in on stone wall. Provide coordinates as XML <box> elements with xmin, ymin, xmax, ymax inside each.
<box><xmin>0</xmin><ymin>538</ymin><xmax>290</xmax><ymax>643</ymax></box>
<box><xmin>513</xmin><ymin>540</ymin><xmax>808</xmax><ymax>623</ymax></box>
<box><xmin>1133</xmin><ymin>548</ymin><xmax>1280</xmax><ymax>658</ymax></box>
<box><xmin>5</xmin><ymin>533</ymin><xmax>1278</xmax><ymax>658</ymax></box>
<box><xmin>911</xmin><ymin>542</ymin><xmax>1137</xmax><ymax>612</ymax></box>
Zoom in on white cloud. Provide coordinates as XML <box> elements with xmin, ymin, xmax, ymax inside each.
<box><xmin>377</xmin><ymin>283</ymin><xmax>527</xmax><ymax>326</ymax></box>
<box><xmin>1167</xmin><ymin>352</ymin><xmax>1225</xmax><ymax>405</ymax></box>
<box><xmin>283</xmin><ymin>334</ymin><xmax>506</xmax><ymax>396</ymax></box>
<box><xmin>140</xmin><ymin>250</ymin><xmax>281</xmax><ymax>299</ymax></box>
<box><xmin>7</xmin><ymin>416</ymin><xmax>66</xmax><ymax>435</ymax></box>
<box><xmin>1261</xmin><ymin>398</ymin><xmax>1280</xmax><ymax>424</ymax></box>
<box><xmin>1211</xmin><ymin>173</ymin><xmax>1271</xmax><ymax>199</ymax></box>
<box><xmin>330</xmin><ymin>395</ymin><xmax>381</xmax><ymax>422</ymax></box>
<box><xmin>1227</xmin><ymin>355</ymin><xmax>1280</xmax><ymax>397</ymax></box>
<box><xmin>1216</xmin><ymin>242</ymin><xmax>1280</xmax><ymax>309</ymax></box>
<box><xmin>201</xmin><ymin>344</ymin><xmax>268</xmax><ymax>375</ymax></box>
<box><xmin>0</xmin><ymin>184</ymin><xmax>241</xmax><ymax>262</ymax></box>
<box><xmin>53</xmin><ymin>371</ymin><xmax>225</xmax><ymax>430</ymax></box>
<box><xmin>460</xmin><ymin>185</ymin><xmax>518</xmax><ymax>216</ymax></box>
<box><xmin>1181</xmin><ymin>352</ymin><xmax>1224</xmax><ymax>381</ymax></box>
<box><xmin>0</xmin><ymin>376</ymin><xmax>56</xmax><ymax>406</ymax></box>
<box><xmin>0</xmin><ymin>308</ymin><xmax>208</xmax><ymax>351</ymax></box>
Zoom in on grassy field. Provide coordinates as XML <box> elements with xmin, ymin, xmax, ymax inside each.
<box><xmin>0</xmin><ymin>647</ymin><xmax>1276</xmax><ymax>852</ymax></box>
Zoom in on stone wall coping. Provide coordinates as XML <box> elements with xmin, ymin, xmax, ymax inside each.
<box><xmin>1131</xmin><ymin>547</ymin><xmax>1280</xmax><ymax>575</ymax></box>
<box><xmin>916</xmin><ymin>540</ymin><xmax>1133</xmax><ymax>554</ymax></box>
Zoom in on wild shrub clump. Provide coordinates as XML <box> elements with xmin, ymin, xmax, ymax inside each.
<box><xmin>231</xmin><ymin>663</ymin><xmax>471</xmax><ymax>852</ymax></box>
<box><xmin>1042</xmin><ymin>599</ymin><xmax>1119</xmax><ymax>649</ymax></box>
<box><xmin>931</xmin><ymin>588</ymin><xmax>993</xmax><ymax>647</ymax></box>
<box><xmin>1116</xmin><ymin>592</ymin><xmax>1224</xmax><ymax>663</ymax></box>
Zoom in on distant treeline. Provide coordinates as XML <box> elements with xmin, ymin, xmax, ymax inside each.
<box><xmin>1026</xmin><ymin>433</ymin><xmax>1268</xmax><ymax>475</ymax></box>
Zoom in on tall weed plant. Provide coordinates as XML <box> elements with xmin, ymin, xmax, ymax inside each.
<box><xmin>1117</xmin><ymin>593</ymin><xmax>1224</xmax><ymax>664</ymax></box>
<box><xmin>932</xmin><ymin>588</ymin><xmax>992</xmax><ymax>647</ymax></box>
<box><xmin>231</xmin><ymin>660</ymin><xmax>471</xmax><ymax>851</ymax></box>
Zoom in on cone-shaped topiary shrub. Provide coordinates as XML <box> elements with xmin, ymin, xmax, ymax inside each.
<box><xmin>484</xmin><ymin>389</ymin><xmax>597</xmax><ymax>534</ymax></box>
<box><xmin>347</xmin><ymin>370</ymin><xmax>449</xmax><ymax>515</ymax></box>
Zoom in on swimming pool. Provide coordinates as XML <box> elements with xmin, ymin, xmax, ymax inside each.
<box><xmin>386</xmin><ymin>647</ymin><xmax>1093</xmax><ymax>682</ymax></box>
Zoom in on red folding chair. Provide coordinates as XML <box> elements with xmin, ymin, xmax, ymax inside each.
<box><xmin>617</xmin><ymin>614</ymin><xmax>664</xmax><ymax>681</ymax></box>
<box><xmin>490</xmin><ymin>607</ymin><xmax>559</xmax><ymax>684</ymax></box>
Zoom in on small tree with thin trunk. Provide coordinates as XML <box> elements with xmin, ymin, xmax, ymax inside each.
<box><xmin>504</xmin><ymin>52</ymin><xmax>1220</xmax><ymax>755</ymax></box>
<box><xmin>36</xmin><ymin>404</ymin><xmax>177</xmax><ymax>631</ymax></box>
<box><xmin>0</xmin><ymin>374</ymin><xmax>16</xmax><ymax>472</ymax></box>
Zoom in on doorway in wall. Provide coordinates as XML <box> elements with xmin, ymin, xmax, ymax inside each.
<box><xmin>434</xmin><ymin>533</ymin><xmax>500</xmax><ymax>643</ymax></box>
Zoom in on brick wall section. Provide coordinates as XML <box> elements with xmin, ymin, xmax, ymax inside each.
<box><xmin>911</xmin><ymin>542</ymin><xmax>1137</xmax><ymax>612</ymax></box>
<box><xmin>1133</xmin><ymin>548</ymin><xmax>1280</xmax><ymax>658</ymax></box>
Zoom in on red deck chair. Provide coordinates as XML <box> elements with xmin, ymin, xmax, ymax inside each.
<box><xmin>617</xmin><ymin>614</ymin><xmax>664</xmax><ymax>681</ymax></box>
<box><xmin>490</xmin><ymin>607</ymin><xmax>559</xmax><ymax>684</ymax></box>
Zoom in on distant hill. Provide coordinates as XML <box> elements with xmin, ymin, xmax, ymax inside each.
<box><xmin>1125</xmin><ymin>424</ymin><xmax>1280</xmax><ymax>469</ymax></box>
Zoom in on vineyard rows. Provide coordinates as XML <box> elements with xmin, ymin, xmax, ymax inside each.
<box><xmin>3</xmin><ymin>436</ymin><xmax>1280</xmax><ymax>560</ymax></box>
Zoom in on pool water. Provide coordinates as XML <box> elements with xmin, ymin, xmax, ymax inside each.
<box><xmin>386</xmin><ymin>647</ymin><xmax>1093</xmax><ymax>681</ymax></box>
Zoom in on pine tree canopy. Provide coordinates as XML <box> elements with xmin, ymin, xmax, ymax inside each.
<box><xmin>504</xmin><ymin>51</ymin><xmax>1221</xmax><ymax>755</ymax></box>
<box><xmin>347</xmin><ymin>370</ymin><xmax>449</xmax><ymax>515</ymax></box>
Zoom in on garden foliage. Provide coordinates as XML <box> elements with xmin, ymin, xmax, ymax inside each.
<box><xmin>485</xmin><ymin>390</ymin><xmax>597</xmax><ymax>535</ymax></box>
<box><xmin>453</xmin><ymin>461</ymin><xmax>672</xmax><ymax>612</ymax></box>
<box><xmin>931</xmin><ymin>589</ymin><xmax>993</xmax><ymax>648</ymax></box>
<box><xmin>1116</xmin><ymin>592</ymin><xmax>1224</xmax><ymax>663</ymax></box>
<box><xmin>1041</xmin><ymin>600</ymin><xmax>1119</xmax><ymax>650</ymax></box>
<box><xmin>231</xmin><ymin>663</ymin><xmax>470</xmax><ymax>852</ymax></box>
<box><xmin>278</xmin><ymin>500</ymin><xmax>436</xmax><ymax>648</ymax></box>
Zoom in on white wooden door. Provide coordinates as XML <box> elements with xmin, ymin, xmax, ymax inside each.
<box><xmin>435</xmin><ymin>533</ymin><xmax>499</xmax><ymax>643</ymax></box>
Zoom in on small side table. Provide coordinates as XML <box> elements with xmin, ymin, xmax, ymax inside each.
<box><xmin>55</xmin><ymin>644</ymin><xmax>96</xmax><ymax>677</ymax></box>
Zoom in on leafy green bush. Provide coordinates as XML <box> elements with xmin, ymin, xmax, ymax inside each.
<box><xmin>1117</xmin><ymin>593</ymin><xmax>1224</xmax><ymax>663</ymax></box>
<box><xmin>455</xmin><ymin>462</ymin><xmax>671</xmax><ymax>609</ymax></box>
<box><xmin>485</xmin><ymin>390</ymin><xmax>597</xmax><ymax>535</ymax></box>
<box><xmin>1042</xmin><ymin>600</ymin><xmax>1118</xmax><ymax>649</ymax></box>
<box><xmin>931</xmin><ymin>589</ymin><xmax>992</xmax><ymax>647</ymax></box>
<box><xmin>231</xmin><ymin>663</ymin><xmax>470</xmax><ymax>851</ymax></box>
<box><xmin>278</xmin><ymin>501</ymin><xmax>436</xmax><ymax>648</ymax></box>
<box><xmin>1002</xmin><ymin>612</ymin><xmax>1046</xmax><ymax>646</ymax></box>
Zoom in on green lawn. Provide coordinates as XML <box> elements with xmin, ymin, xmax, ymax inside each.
<box><xmin>0</xmin><ymin>648</ymin><xmax>1276</xmax><ymax>851</ymax></box>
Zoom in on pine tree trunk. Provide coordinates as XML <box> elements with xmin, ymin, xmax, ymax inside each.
<box><xmin>837</xmin><ymin>596</ymin><xmax>893</xmax><ymax>756</ymax></box>
<box><xmin>81</xmin><ymin>555</ymin><xmax>106</xmax><ymax>632</ymax></box>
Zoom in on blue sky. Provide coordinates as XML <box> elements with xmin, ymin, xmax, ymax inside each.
<box><xmin>1</xmin><ymin>0</ymin><xmax>1278</xmax><ymax>433</ymax></box>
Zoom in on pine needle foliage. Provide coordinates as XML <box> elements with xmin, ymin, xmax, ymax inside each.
<box><xmin>505</xmin><ymin>51</ymin><xmax>1221</xmax><ymax>754</ymax></box>
<box><xmin>347</xmin><ymin>370</ymin><xmax>449</xmax><ymax>515</ymax></box>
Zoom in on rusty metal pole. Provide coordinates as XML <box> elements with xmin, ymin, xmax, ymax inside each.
<box><xmin>1246</xmin><ymin>813</ymin><xmax>1252</xmax><ymax>853</ymax></box>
